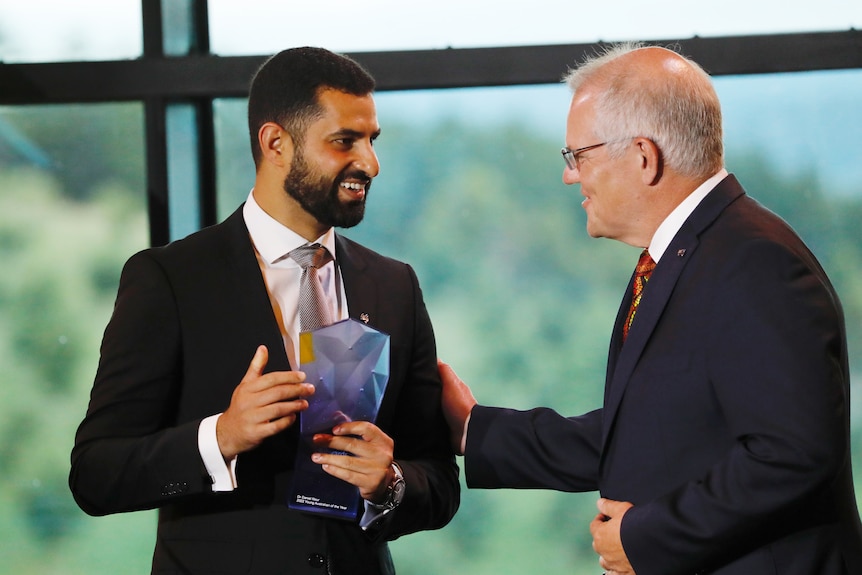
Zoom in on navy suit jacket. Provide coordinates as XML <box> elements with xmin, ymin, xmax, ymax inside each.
<box><xmin>70</xmin><ymin>206</ymin><xmax>459</xmax><ymax>574</ymax></box>
<box><xmin>466</xmin><ymin>175</ymin><xmax>862</xmax><ymax>574</ymax></box>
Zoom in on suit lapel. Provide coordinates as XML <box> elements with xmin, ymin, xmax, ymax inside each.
<box><xmin>601</xmin><ymin>175</ymin><xmax>747</xmax><ymax>447</ymax></box>
<box><xmin>604</xmin><ymin>272</ymin><xmax>636</xmax><ymax>396</ymax></box>
<box><xmin>218</xmin><ymin>206</ymin><xmax>292</xmax><ymax>372</ymax></box>
<box><xmin>335</xmin><ymin>234</ymin><xmax>378</xmax><ymax>325</ymax></box>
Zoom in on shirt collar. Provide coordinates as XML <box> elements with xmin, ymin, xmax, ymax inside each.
<box><xmin>648</xmin><ymin>168</ymin><xmax>728</xmax><ymax>263</ymax></box>
<box><xmin>242</xmin><ymin>190</ymin><xmax>337</xmax><ymax>265</ymax></box>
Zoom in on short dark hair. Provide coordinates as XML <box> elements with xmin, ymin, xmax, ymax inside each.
<box><xmin>247</xmin><ymin>46</ymin><xmax>376</xmax><ymax>166</ymax></box>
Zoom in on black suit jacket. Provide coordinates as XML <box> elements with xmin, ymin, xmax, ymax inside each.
<box><xmin>70</xmin><ymin>207</ymin><xmax>459</xmax><ymax>574</ymax></box>
<box><xmin>466</xmin><ymin>175</ymin><xmax>862</xmax><ymax>574</ymax></box>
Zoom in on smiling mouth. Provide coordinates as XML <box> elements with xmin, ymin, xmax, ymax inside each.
<box><xmin>339</xmin><ymin>180</ymin><xmax>367</xmax><ymax>200</ymax></box>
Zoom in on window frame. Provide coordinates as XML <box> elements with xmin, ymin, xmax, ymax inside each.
<box><xmin>0</xmin><ymin>1</ymin><xmax>859</xmax><ymax>245</ymax></box>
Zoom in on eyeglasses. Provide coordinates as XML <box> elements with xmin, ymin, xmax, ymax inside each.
<box><xmin>560</xmin><ymin>142</ymin><xmax>607</xmax><ymax>171</ymax></box>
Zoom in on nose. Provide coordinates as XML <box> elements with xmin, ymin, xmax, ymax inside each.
<box><xmin>562</xmin><ymin>165</ymin><xmax>580</xmax><ymax>185</ymax></box>
<box><xmin>354</xmin><ymin>141</ymin><xmax>380</xmax><ymax>178</ymax></box>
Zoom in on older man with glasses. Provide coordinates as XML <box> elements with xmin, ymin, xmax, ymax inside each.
<box><xmin>439</xmin><ymin>42</ymin><xmax>862</xmax><ymax>575</ymax></box>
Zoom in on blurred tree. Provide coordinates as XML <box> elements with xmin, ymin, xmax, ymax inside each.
<box><xmin>0</xmin><ymin>163</ymin><xmax>149</xmax><ymax>571</ymax></box>
<box><xmin>0</xmin><ymin>110</ymin><xmax>860</xmax><ymax>574</ymax></box>
<box><xmin>0</xmin><ymin>105</ymin><xmax>145</xmax><ymax>201</ymax></box>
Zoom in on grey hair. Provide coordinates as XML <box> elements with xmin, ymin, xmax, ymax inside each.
<box><xmin>562</xmin><ymin>42</ymin><xmax>724</xmax><ymax>179</ymax></box>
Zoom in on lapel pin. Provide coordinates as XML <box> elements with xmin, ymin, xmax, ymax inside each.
<box><xmin>360</xmin><ymin>313</ymin><xmax>370</xmax><ymax>324</ymax></box>
<box><xmin>677</xmin><ymin>249</ymin><xmax>686</xmax><ymax>257</ymax></box>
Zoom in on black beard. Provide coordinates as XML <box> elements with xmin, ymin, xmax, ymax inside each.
<box><xmin>282</xmin><ymin>148</ymin><xmax>368</xmax><ymax>229</ymax></box>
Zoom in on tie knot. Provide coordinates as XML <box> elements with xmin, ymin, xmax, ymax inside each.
<box><xmin>289</xmin><ymin>244</ymin><xmax>333</xmax><ymax>270</ymax></box>
<box><xmin>635</xmin><ymin>249</ymin><xmax>656</xmax><ymax>277</ymax></box>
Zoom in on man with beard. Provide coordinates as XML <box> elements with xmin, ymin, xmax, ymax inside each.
<box><xmin>70</xmin><ymin>47</ymin><xmax>459</xmax><ymax>575</ymax></box>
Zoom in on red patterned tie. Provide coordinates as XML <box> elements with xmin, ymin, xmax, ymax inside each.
<box><xmin>623</xmin><ymin>249</ymin><xmax>656</xmax><ymax>341</ymax></box>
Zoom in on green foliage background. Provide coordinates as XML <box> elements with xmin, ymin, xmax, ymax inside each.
<box><xmin>0</xmin><ymin>97</ymin><xmax>860</xmax><ymax>574</ymax></box>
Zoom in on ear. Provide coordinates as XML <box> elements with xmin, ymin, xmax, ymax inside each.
<box><xmin>635</xmin><ymin>137</ymin><xmax>662</xmax><ymax>186</ymax></box>
<box><xmin>258</xmin><ymin>122</ymin><xmax>294</xmax><ymax>168</ymax></box>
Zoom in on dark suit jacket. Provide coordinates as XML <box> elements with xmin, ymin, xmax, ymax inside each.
<box><xmin>70</xmin><ymin>207</ymin><xmax>459</xmax><ymax>575</ymax></box>
<box><xmin>465</xmin><ymin>175</ymin><xmax>862</xmax><ymax>575</ymax></box>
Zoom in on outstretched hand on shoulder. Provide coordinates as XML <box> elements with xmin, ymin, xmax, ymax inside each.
<box><xmin>437</xmin><ymin>359</ymin><xmax>478</xmax><ymax>455</ymax></box>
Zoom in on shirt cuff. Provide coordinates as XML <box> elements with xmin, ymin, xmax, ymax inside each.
<box><xmin>198</xmin><ymin>413</ymin><xmax>237</xmax><ymax>491</ymax></box>
<box><xmin>359</xmin><ymin>499</ymin><xmax>390</xmax><ymax>531</ymax></box>
<box><xmin>460</xmin><ymin>412</ymin><xmax>471</xmax><ymax>455</ymax></box>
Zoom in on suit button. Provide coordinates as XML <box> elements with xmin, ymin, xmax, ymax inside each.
<box><xmin>308</xmin><ymin>553</ymin><xmax>326</xmax><ymax>569</ymax></box>
<box><xmin>160</xmin><ymin>482</ymin><xmax>189</xmax><ymax>496</ymax></box>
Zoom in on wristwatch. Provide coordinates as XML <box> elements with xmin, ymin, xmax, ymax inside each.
<box><xmin>371</xmin><ymin>461</ymin><xmax>406</xmax><ymax>512</ymax></box>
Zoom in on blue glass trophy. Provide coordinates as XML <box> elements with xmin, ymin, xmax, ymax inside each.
<box><xmin>288</xmin><ymin>318</ymin><xmax>390</xmax><ymax>520</ymax></box>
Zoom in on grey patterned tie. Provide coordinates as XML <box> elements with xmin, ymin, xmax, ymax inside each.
<box><xmin>289</xmin><ymin>243</ymin><xmax>334</xmax><ymax>332</ymax></box>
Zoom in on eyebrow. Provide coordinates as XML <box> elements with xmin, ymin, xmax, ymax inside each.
<box><xmin>331</xmin><ymin>128</ymin><xmax>381</xmax><ymax>140</ymax></box>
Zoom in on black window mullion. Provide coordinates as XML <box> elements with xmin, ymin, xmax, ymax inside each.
<box><xmin>141</xmin><ymin>0</ymin><xmax>170</xmax><ymax>246</ymax></box>
<box><xmin>190</xmin><ymin>0</ymin><xmax>217</xmax><ymax>229</ymax></box>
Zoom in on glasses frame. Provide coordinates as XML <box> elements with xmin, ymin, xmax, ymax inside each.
<box><xmin>561</xmin><ymin>138</ymin><xmax>641</xmax><ymax>171</ymax></box>
<box><xmin>560</xmin><ymin>142</ymin><xmax>608</xmax><ymax>171</ymax></box>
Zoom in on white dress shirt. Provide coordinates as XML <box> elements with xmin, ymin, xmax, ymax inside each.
<box><xmin>647</xmin><ymin>169</ymin><xmax>728</xmax><ymax>262</ymax></box>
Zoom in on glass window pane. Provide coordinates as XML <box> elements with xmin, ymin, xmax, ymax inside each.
<box><xmin>162</xmin><ymin>0</ymin><xmax>196</xmax><ymax>57</ymax></box>
<box><xmin>209</xmin><ymin>0</ymin><xmax>862</xmax><ymax>55</ymax></box>
<box><xmin>215</xmin><ymin>69</ymin><xmax>862</xmax><ymax>573</ymax></box>
<box><xmin>0</xmin><ymin>1</ymin><xmax>141</xmax><ymax>63</ymax></box>
<box><xmin>0</xmin><ymin>103</ymin><xmax>153</xmax><ymax>573</ymax></box>
<box><xmin>214</xmin><ymin>98</ymin><xmax>254</xmax><ymax>220</ymax></box>
<box><xmin>718</xmin><ymin>69</ymin><xmax>862</xmax><ymax>195</ymax></box>
<box><xmin>166</xmin><ymin>103</ymin><xmax>203</xmax><ymax>241</ymax></box>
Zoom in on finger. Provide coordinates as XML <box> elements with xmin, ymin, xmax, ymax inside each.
<box><xmin>264</xmin><ymin>397</ymin><xmax>311</xmax><ymax>422</ymax></box>
<box><xmin>593</xmin><ymin>513</ymin><xmax>610</xmax><ymax>526</ymax></box>
<box><xmin>313</xmin><ymin>452</ymin><xmax>388</xmax><ymax>499</ymax></box>
<box><xmin>597</xmin><ymin>497</ymin><xmax>607</xmax><ymax>513</ymax></box>
<box><xmin>244</xmin><ymin>345</ymin><xmax>268</xmax><ymax>381</ymax></box>
<box><xmin>437</xmin><ymin>358</ymin><xmax>452</xmax><ymax>376</ymax></box>
<box><xmin>313</xmin><ymin>452</ymin><xmax>370</xmax><ymax>484</ymax></box>
<box><xmin>233</xmin><ymin>398</ymin><xmax>310</xmax><ymax>444</ymax></box>
<box><xmin>311</xmin><ymin>433</ymin><xmax>334</xmax><ymax>446</ymax></box>
<box><xmin>438</xmin><ymin>360</ymin><xmax>475</xmax><ymax>397</ymax></box>
<box><xmin>597</xmin><ymin>497</ymin><xmax>621</xmax><ymax>519</ymax></box>
<box><xmin>317</xmin><ymin>433</ymin><xmax>388</xmax><ymax>461</ymax></box>
<box><xmin>437</xmin><ymin>358</ymin><xmax>456</xmax><ymax>378</ymax></box>
<box><xmin>332</xmin><ymin>420</ymin><xmax>379</xmax><ymax>440</ymax></box>
<box><xmin>239</xmin><ymin>345</ymin><xmax>307</xmax><ymax>392</ymax></box>
<box><xmin>256</xmin><ymin>380</ymin><xmax>315</xmax><ymax>408</ymax></box>
<box><xmin>590</xmin><ymin>513</ymin><xmax>605</xmax><ymax>535</ymax></box>
<box><xmin>312</xmin><ymin>441</ymin><xmax>390</xmax><ymax>475</ymax></box>
<box><xmin>316</xmin><ymin>457</ymin><xmax>358</xmax><ymax>482</ymax></box>
<box><xmin>330</xmin><ymin>423</ymin><xmax>394</xmax><ymax>453</ymax></box>
<box><xmin>248</xmin><ymin>370</ymin><xmax>309</xmax><ymax>396</ymax></box>
<box><xmin>258</xmin><ymin>413</ymin><xmax>298</xmax><ymax>436</ymax></box>
<box><xmin>597</xmin><ymin>498</ymin><xmax>633</xmax><ymax>520</ymax></box>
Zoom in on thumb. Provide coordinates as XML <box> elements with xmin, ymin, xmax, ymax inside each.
<box><xmin>246</xmin><ymin>345</ymin><xmax>269</xmax><ymax>378</ymax></box>
<box><xmin>597</xmin><ymin>497</ymin><xmax>615</xmax><ymax>516</ymax></box>
<box><xmin>437</xmin><ymin>358</ymin><xmax>454</xmax><ymax>379</ymax></box>
<box><xmin>438</xmin><ymin>359</ymin><xmax>464</xmax><ymax>384</ymax></box>
<box><xmin>597</xmin><ymin>497</ymin><xmax>632</xmax><ymax>518</ymax></box>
